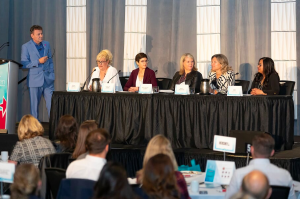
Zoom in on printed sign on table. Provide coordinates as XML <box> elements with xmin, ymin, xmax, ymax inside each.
<box><xmin>205</xmin><ymin>160</ymin><xmax>236</xmax><ymax>185</ymax></box>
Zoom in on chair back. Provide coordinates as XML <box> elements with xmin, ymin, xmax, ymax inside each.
<box><xmin>279</xmin><ymin>80</ymin><xmax>295</xmax><ymax>95</ymax></box>
<box><xmin>156</xmin><ymin>78</ymin><xmax>172</xmax><ymax>90</ymax></box>
<box><xmin>234</xmin><ymin>80</ymin><xmax>250</xmax><ymax>94</ymax></box>
<box><xmin>269</xmin><ymin>185</ymin><xmax>290</xmax><ymax>199</ymax></box>
<box><xmin>57</xmin><ymin>178</ymin><xmax>96</xmax><ymax>199</ymax></box>
<box><xmin>45</xmin><ymin>168</ymin><xmax>66</xmax><ymax>199</ymax></box>
<box><xmin>119</xmin><ymin>76</ymin><xmax>129</xmax><ymax>89</ymax></box>
<box><xmin>0</xmin><ymin>134</ymin><xmax>19</xmax><ymax>156</ymax></box>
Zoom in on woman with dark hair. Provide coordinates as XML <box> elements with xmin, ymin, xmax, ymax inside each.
<box><xmin>249</xmin><ymin>57</ymin><xmax>280</xmax><ymax>95</ymax></box>
<box><xmin>123</xmin><ymin>53</ymin><xmax>157</xmax><ymax>91</ymax></box>
<box><xmin>55</xmin><ymin>115</ymin><xmax>78</xmax><ymax>153</ymax></box>
<box><xmin>92</xmin><ymin>162</ymin><xmax>137</xmax><ymax>199</ymax></box>
<box><xmin>135</xmin><ymin>154</ymin><xmax>184</xmax><ymax>199</ymax></box>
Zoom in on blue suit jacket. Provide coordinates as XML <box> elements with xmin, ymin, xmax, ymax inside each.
<box><xmin>21</xmin><ymin>40</ymin><xmax>55</xmax><ymax>88</ymax></box>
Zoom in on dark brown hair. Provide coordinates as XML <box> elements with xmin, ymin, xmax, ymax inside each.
<box><xmin>252</xmin><ymin>133</ymin><xmax>275</xmax><ymax>157</ymax></box>
<box><xmin>142</xmin><ymin>154</ymin><xmax>181</xmax><ymax>199</ymax></box>
<box><xmin>135</xmin><ymin>53</ymin><xmax>147</xmax><ymax>63</ymax></box>
<box><xmin>72</xmin><ymin>120</ymin><xmax>98</xmax><ymax>159</ymax></box>
<box><xmin>85</xmin><ymin>128</ymin><xmax>111</xmax><ymax>154</ymax></box>
<box><xmin>55</xmin><ymin>115</ymin><xmax>78</xmax><ymax>150</ymax></box>
<box><xmin>30</xmin><ymin>25</ymin><xmax>43</xmax><ymax>34</ymax></box>
<box><xmin>254</xmin><ymin>57</ymin><xmax>278</xmax><ymax>88</ymax></box>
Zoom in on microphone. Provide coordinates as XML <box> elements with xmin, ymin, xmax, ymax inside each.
<box><xmin>81</xmin><ymin>68</ymin><xmax>96</xmax><ymax>91</ymax></box>
<box><xmin>235</xmin><ymin>72</ymin><xmax>239</xmax><ymax>76</ymax></box>
<box><xmin>0</xmin><ymin>42</ymin><xmax>9</xmax><ymax>52</ymax></box>
<box><xmin>107</xmin><ymin>70</ymin><xmax>121</xmax><ymax>83</ymax></box>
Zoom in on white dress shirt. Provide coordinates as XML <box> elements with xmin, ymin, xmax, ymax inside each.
<box><xmin>66</xmin><ymin>155</ymin><xmax>107</xmax><ymax>181</ymax></box>
<box><xmin>88</xmin><ymin>66</ymin><xmax>123</xmax><ymax>91</ymax></box>
<box><xmin>225</xmin><ymin>159</ymin><xmax>296</xmax><ymax>199</ymax></box>
<box><xmin>135</xmin><ymin>75</ymin><xmax>143</xmax><ymax>87</ymax></box>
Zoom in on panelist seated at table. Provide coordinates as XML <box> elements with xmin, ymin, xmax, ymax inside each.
<box><xmin>248</xmin><ymin>57</ymin><xmax>280</xmax><ymax>95</ymax></box>
<box><xmin>169</xmin><ymin>53</ymin><xmax>202</xmax><ymax>93</ymax></box>
<box><xmin>88</xmin><ymin>49</ymin><xmax>123</xmax><ymax>91</ymax></box>
<box><xmin>124</xmin><ymin>53</ymin><xmax>157</xmax><ymax>92</ymax></box>
<box><xmin>208</xmin><ymin>54</ymin><xmax>235</xmax><ymax>95</ymax></box>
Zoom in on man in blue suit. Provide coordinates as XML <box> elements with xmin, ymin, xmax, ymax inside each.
<box><xmin>21</xmin><ymin>25</ymin><xmax>55</xmax><ymax>119</ymax></box>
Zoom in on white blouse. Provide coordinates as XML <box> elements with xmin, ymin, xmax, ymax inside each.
<box><xmin>135</xmin><ymin>76</ymin><xmax>144</xmax><ymax>87</ymax></box>
<box><xmin>88</xmin><ymin>65</ymin><xmax>123</xmax><ymax>91</ymax></box>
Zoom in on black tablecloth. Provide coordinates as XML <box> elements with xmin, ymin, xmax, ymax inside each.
<box><xmin>49</xmin><ymin>92</ymin><xmax>294</xmax><ymax>150</ymax></box>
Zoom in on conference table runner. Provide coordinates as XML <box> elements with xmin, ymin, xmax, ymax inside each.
<box><xmin>49</xmin><ymin>92</ymin><xmax>294</xmax><ymax>150</ymax></box>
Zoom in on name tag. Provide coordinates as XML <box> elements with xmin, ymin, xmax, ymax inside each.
<box><xmin>204</xmin><ymin>160</ymin><xmax>236</xmax><ymax>185</ymax></box>
<box><xmin>213</xmin><ymin>135</ymin><xmax>236</xmax><ymax>153</ymax></box>
<box><xmin>227</xmin><ymin>86</ymin><xmax>243</xmax><ymax>96</ymax></box>
<box><xmin>67</xmin><ymin>82</ymin><xmax>80</xmax><ymax>92</ymax></box>
<box><xmin>101</xmin><ymin>83</ymin><xmax>115</xmax><ymax>93</ymax></box>
<box><xmin>0</xmin><ymin>162</ymin><xmax>15</xmax><ymax>183</ymax></box>
<box><xmin>175</xmin><ymin>84</ymin><xmax>190</xmax><ymax>95</ymax></box>
<box><xmin>139</xmin><ymin>84</ymin><xmax>153</xmax><ymax>94</ymax></box>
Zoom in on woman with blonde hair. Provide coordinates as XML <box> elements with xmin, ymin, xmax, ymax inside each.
<box><xmin>88</xmin><ymin>49</ymin><xmax>123</xmax><ymax>91</ymax></box>
<box><xmin>10</xmin><ymin>114</ymin><xmax>55</xmax><ymax>166</ymax></box>
<box><xmin>137</xmin><ymin>134</ymin><xmax>190</xmax><ymax>199</ymax></box>
<box><xmin>208</xmin><ymin>54</ymin><xmax>235</xmax><ymax>94</ymax></box>
<box><xmin>169</xmin><ymin>53</ymin><xmax>202</xmax><ymax>93</ymax></box>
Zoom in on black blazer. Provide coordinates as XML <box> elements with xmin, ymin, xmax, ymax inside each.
<box><xmin>169</xmin><ymin>71</ymin><xmax>203</xmax><ymax>93</ymax></box>
<box><xmin>248</xmin><ymin>72</ymin><xmax>280</xmax><ymax>95</ymax></box>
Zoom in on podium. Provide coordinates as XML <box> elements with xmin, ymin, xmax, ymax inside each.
<box><xmin>0</xmin><ymin>59</ymin><xmax>22</xmax><ymax>134</ymax></box>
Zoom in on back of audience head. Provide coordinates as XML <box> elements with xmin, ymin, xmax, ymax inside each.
<box><xmin>93</xmin><ymin>162</ymin><xmax>135</xmax><ymax>199</ymax></box>
<box><xmin>10</xmin><ymin>164</ymin><xmax>41</xmax><ymax>199</ymax></box>
<box><xmin>72</xmin><ymin>120</ymin><xmax>98</xmax><ymax>158</ymax></box>
<box><xmin>251</xmin><ymin>133</ymin><xmax>275</xmax><ymax>158</ymax></box>
<box><xmin>55</xmin><ymin>115</ymin><xmax>78</xmax><ymax>151</ymax></box>
<box><xmin>142</xmin><ymin>154</ymin><xmax>181</xmax><ymax>199</ymax></box>
<box><xmin>85</xmin><ymin>128</ymin><xmax>111</xmax><ymax>157</ymax></box>
<box><xmin>18</xmin><ymin>114</ymin><xmax>44</xmax><ymax>141</ymax></box>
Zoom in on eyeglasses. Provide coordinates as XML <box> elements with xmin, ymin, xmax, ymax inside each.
<box><xmin>140</xmin><ymin>60</ymin><xmax>149</xmax><ymax>63</ymax></box>
<box><xmin>96</xmin><ymin>60</ymin><xmax>107</xmax><ymax>64</ymax></box>
<box><xmin>48</xmin><ymin>48</ymin><xmax>55</xmax><ymax>59</ymax></box>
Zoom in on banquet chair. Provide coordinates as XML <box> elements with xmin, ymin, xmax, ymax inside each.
<box><xmin>279</xmin><ymin>80</ymin><xmax>295</xmax><ymax>95</ymax></box>
<box><xmin>45</xmin><ymin>168</ymin><xmax>66</xmax><ymax>199</ymax></box>
<box><xmin>269</xmin><ymin>185</ymin><xmax>290</xmax><ymax>199</ymax></box>
<box><xmin>156</xmin><ymin>78</ymin><xmax>172</xmax><ymax>90</ymax></box>
<box><xmin>234</xmin><ymin>80</ymin><xmax>250</xmax><ymax>94</ymax></box>
<box><xmin>119</xmin><ymin>76</ymin><xmax>130</xmax><ymax>89</ymax></box>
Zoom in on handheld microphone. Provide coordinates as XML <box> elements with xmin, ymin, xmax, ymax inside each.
<box><xmin>0</xmin><ymin>42</ymin><xmax>9</xmax><ymax>52</ymax></box>
<box><xmin>107</xmin><ymin>70</ymin><xmax>121</xmax><ymax>83</ymax></box>
<box><xmin>81</xmin><ymin>68</ymin><xmax>96</xmax><ymax>91</ymax></box>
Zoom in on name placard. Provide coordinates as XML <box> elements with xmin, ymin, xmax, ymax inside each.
<box><xmin>0</xmin><ymin>162</ymin><xmax>15</xmax><ymax>183</ymax></box>
<box><xmin>204</xmin><ymin>160</ymin><xmax>236</xmax><ymax>185</ymax></box>
<box><xmin>213</xmin><ymin>135</ymin><xmax>236</xmax><ymax>153</ymax></box>
<box><xmin>175</xmin><ymin>84</ymin><xmax>190</xmax><ymax>95</ymax></box>
<box><xmin>139</xmin><ymin>84</ymin><xmax>153</xmax><ymax>94</ymax></box>
<box><xmin>67</xmin><ymin>82</ymin><xmax>81</xmax><ymax>92</ymax></box>
<box><xmin>101</xmin><ymin>83</ymin><xmax>115</xmax><ymax>93</ymax></box>
<box><xmin>227</xmin><ymin>86</ymin><xmax>243</xmax><ymax>96</ymax></box>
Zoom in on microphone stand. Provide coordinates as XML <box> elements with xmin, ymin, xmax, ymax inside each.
<box><xmin>81</xmin><ymin>69</ymin><xmax>96</xmax><ymax>91</ymax></box>
<box><xmin>107</xmin><ymin>70</ymin><xmax>121</xmax><ymax>83</ymax></box>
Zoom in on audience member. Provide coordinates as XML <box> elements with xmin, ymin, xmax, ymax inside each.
<box><xmin>10</xmin><ymin>163</ymin><xmax>42</xmax><ymax>199</ymax></box>
<box><xmin>137</xmin><ymin>134</ymin><xmax>190</xmax><ymax>199</ymax></box>
<box><xmin>72</xmin><ymin>120</ymin><xmax>98</xmax><ymax>159</ymax></box>
<box><xmin>10</xmin><ymin>114</ymin><xmax>55</xmax><ymax>166</ymax></box>
<box><xmin>92</xmin><ymin>162</ymin><xmax>137</xmax><ymax>199</ymax></box>
<box><xmin>225</xmin><ymin>133</ymin><xmax>295</xmax><ymax>199</ymax></box>
<box><xmin>55</xmin><ymin>115</ymin><xmax>78</xmax><ymax>152</ymax></box>
<box><xmin>66</xmin><ymin>128</ymin><xmax>111</xmax><ymax>181</ymax></box>
<box><xmin>135</xmin><ymin>154</ymin><xmax>183</xmax><ymax>199</ymax></box>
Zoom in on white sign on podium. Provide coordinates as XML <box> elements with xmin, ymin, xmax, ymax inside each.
<box><xmin>213</xmin><ymin>135</ymin><xmax>236</xmax><ymax>153</ymax></box>
<box><xmin>204</xmin><ymin>160</ymin><xmax>236</xmax><ymax>185</ymax></box>
<box><xmin>139</xmin><ymin>84</ymin><xmax>153</xmax><ymax>94</ymax></box>
<box><xmin>0</xmin><ymin>162</ymin><xmax>15</xmax><ymax>183</ymax></box>
<box><xmin>175</xmin><ymin>84</ymin><xmax>190</xmax><ymax>95</ymax></box>
<box><xmin>67</xmin><ymin>82</ymin><xmax>81</xmax><ymax>92</ymax></box>
<box><xmin>101</xmin><ymin>83</ymin><xmax>115</xmax><ymax>93</ymax></box>
<box><xmin>227</xmin><ymin>86</ymin><xmax>243</xmax><ymax>96</ymax></box>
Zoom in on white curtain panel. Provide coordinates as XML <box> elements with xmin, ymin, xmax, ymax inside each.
<box><xmin>67</xmin><ymin>7</ymin><xmax>86</xmax><ymax>32</ymax></box>
<box><xmin>67</xmin><ymin>59</ymin><xmax>87</xmax><ymax>84</ymax></box>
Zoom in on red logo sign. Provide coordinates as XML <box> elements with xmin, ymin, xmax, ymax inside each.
<box><xmin>0</xmin><ymin>97</ymin><xmax>7</xmax><ymax>129</ymax></box>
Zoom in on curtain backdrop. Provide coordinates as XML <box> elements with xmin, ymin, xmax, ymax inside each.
<box><xmin>297</xmin><ymin>0</ymin><xmax>300</xmax><ymax>135</ymax></box>
<box><xmin>0</xmin><ymin>0</ymin><xmax>66</xmax><ymax>122</ymax></box>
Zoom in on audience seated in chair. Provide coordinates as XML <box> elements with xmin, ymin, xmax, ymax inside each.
<box><xmin>92</xmin><ymin>162</ymin><xmax>138</xmax><ymax>199</ymax></box>
<box><xmin>66</xmin><ymin>128</ymin><xmax>111</xmax><ymax>181</ymax></box>
<box><xmin>225</xmin><ymin>133</ymin><xmax>295</xmax><ymax>199</ymax></box>
<box><xmin>56</xmin><ymin>178</ymin><xmax>95</xmax><ymax>199</ymax></box>
<box><xmin>10</xmin><ymin>163</ymin><xmax>42</xmax><ymax>199</ymax></box>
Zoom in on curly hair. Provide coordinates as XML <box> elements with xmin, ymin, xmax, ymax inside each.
<box><xmin>211</xmin><ymin>54</ymin><xmax>233</xmax><ymax>74</ymax></box>
<box><xmin>179</xmin><ymin>53</ymin><xmax>198</xmax><ymax>75</ymax></box>
<box><xmin>253</xmin><ymin>57</ymin><xmax>278</xmax><ymax>88</ymax></box>
<box><xmin>55</xmin><ymin>115</ymin><xmax>78</xmax><ymax>150</ymax></box>
<box><xmin>96</xmin><ymin>49</ymin><xmax>113</xmax><ymax>65</ymax></box>
<box><xmin>18</xmin><ymin>114</ymin><xmax>44</xmax><ymax>141</ymax></box>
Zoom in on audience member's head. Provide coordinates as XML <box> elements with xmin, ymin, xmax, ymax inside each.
<box><xmin>85</xmin><ymin>128</ymin><xmax>111</xmax><ymax>157</ymax></box>
<box><xmin>10</xmin><ymin>164</ymin><xmax>41</xmax><ymax>199</ymax></box>
<box><xmin>241</xmin><ymin>170</ymin><xmax>272</xmax><ymax>199</ymax></box>
<box><xmin>55</xmin><ymin>115</ymin><xmax>78</xmax><ymax>151</ymax></box>
<box><xmin>251</xmin><ymin>133</ymin><xmax>275</xmax><ymax>158</ymax></box>
<box><xmin>72</xmin><ymin>120</ymin><xmax>98</xmax><ymax>159</ymax></box>
<box><xmin>142</xmin><ymin>154</ymin><xmax>181</xmax><ymax>199</ymax></box>
<box><xmin>230</xmin><ymin>192</ymin><xmax>257</xmax><ymax>199</ymax></box>
<box><xmin>18</xmin><ymin>114</ymin><xmax>44</xmax><ymax>141</ymax></box>
<box><xmin>92</xmin><ymin>162</ymin><xmax>136</xmax><ymax>199</ymax></box>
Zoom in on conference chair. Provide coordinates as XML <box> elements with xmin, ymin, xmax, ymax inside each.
<box><xmin>234</xmin><ymin>80</ymin><xmax>250</xmax><ymax>94</ymax></box>
<box><xmin>279</xmin><ymin>80</ymin><xmax>295</xmax><ymax>95</ymax></box>
<box><xmin>45</xmin><ymin>168</ymin><xmax>66</xmax><ymax>199</ymax></box>
<box><xmin>0</xmin><ymin>134</ymin><xmax>19</xmax><ymax>155</ymax></box>
<box><xmin>119</xmin><ymin>76</ymin><xmax>130</xmax><ymax>89</ymax></box>
<box><xmin>156</xmin><ymin>78</ymin><xmax>172</xmax><ymax>90</ymax></box>
<box><xmin>56</xmin><ymin>178</ymin><xmax>96</xmax><ymax>199</ymax></box>
<box><xmin>269</xmin><ymin>185</ymin><xmax>290</xmax><ymax>199</ymax></box>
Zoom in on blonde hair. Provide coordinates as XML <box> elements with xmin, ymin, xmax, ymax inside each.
<box><xmin>211</xmin><ymin>54</ymin><xmax>233</xmax><ymax>74</ymax></box>
<box><xmin>179</xmin><ymin>53</ymin><xmax>198</xmax><ymax>75</ymax></box>
<box><xmin>18</xmin><ymin>114</ymin><xmax>44</xmax><ymax>141</ymax></box>
<box><xmin>10</xmin><ymin>164</ymin><xmax>40</xmax><ymax>199</ymax></box>
<box><xmin>137</xmin><ymin>135</ymin><xmax>178</xmax><ymax>183</ymax></box>
<box><xmin>96</xmin><ymin>49</ymin><xmax>113</xmax><ymax>65</ymax></box>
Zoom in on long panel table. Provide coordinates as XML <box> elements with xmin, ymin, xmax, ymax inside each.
<box><xmin>49</xmin><ymin>92</ymin><xmax>294</xmax><ymax>150</ymax></box>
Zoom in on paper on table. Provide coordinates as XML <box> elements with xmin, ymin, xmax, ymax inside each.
<box><xmin>159</xmin><ymin>90</ymin><xmax>174</xmax><ymax>93</ymax></box>
<box><xmin>128</xmin><ymin>177</ymin><xmax>137</xmax><ymax>184</ymax></box>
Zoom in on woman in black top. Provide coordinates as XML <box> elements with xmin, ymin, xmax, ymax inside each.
<box><xmin>249</xmin><ymin>57</ymin><xmax>280</xmax><ymax>95</ymax></box>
